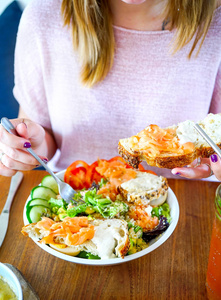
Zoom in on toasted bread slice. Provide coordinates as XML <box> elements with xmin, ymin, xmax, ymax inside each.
<box><xmin>118</xmin><ymin>113</ymin><xmax>221</xmax><ymax>169</ymax></box>
<box><xmin>22</xmin><ymin>218</ymin><xmax>130</xmax><ymax>259</ymax></box>
<box><xmin>118</xmin><ymin>171</ymin><xmax>168</xmax><ymax>206</ymax></box>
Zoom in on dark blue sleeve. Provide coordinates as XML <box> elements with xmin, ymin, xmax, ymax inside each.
<box><xmin>0</xmin><ymin>1</ymin><xmax>22</xmax><ymax>119</ymax></box>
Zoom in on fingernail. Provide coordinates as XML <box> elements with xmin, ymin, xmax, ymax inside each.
<box><xmin>42</xmin><ymin>158</ymin><xmax>48</xmax><ymax>163</ymax></box>
<box><xmin>24</xmin><ymin>142</ymin><xmax>31</xmax><ymax>148</ymax></box>
<box><xmin>211</xmin><ymin>154</ymin><xmax>218</xmax><ymax>163</ymax></box>
<box><xmin>171</xmin><ymin>170</ymin><xmax>181</xmax><ymax>175</ymax></box>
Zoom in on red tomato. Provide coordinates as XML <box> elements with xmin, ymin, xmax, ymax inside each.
<box><xmin>66</xmin><ymin>160</ymin><xmax>89</xmax><ymax>170</ymax></box>
<box><xmin>138</xmin><ymin>164</ymin><xmax>145</xmax><ymax>170</ymax></box>
<box><xmin>64</xmin><ymin>156</ymin><xmax>157</xmax><ymax>191</ymax></box>
<box><xmin>65</xmin><ymin>165</ymin><xmax>90</xmax><ymax>190</ymax></box>
<box><xmin>86</xmin><ymin>161</ymin><xmax>103</xmax><ymax>184</ymax></box>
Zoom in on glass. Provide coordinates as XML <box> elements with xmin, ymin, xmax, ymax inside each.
<box><xmin>206</xmin><ymin>184</ymin><xmax>221</xmax><ymax>300</ymax></box>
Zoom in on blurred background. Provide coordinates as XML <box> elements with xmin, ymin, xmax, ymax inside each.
<box><xmin>0</xmin><ymin>0</ymin><xmax>31</xmax><ymax>119</ymax></box>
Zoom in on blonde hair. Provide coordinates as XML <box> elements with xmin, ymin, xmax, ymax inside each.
<box><xmin>61</xmin><ymin>0</ymin><xmax>218</xmax><ymax>87</ymax></box>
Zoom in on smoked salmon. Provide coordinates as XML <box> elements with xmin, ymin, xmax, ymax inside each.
<box><xmin>96</xmin><ymin>159</ymin><xmax>137</xmax><ymax>200</ymax></box>
<box><xmin>127</xmin><ymin>125</ymin><xmax>195</xmax><ymax>158</ymax></box>
<box><xmin>128</xmin><ymin>205</ymin><xmax>159</xmax><ymax>231</ymax></box>
<box><xmin>36</xmin><ymin>217</ymin><xmax>95</xmax><ymax>246</ymax></box>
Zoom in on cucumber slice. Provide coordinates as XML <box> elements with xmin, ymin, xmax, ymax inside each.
<box><xmin>31</xmin><ymin>186</ymin><xmax>57</xmax><ymax>200</ymax></box>
<box><xmin>26</xmin><ymin>205</ymin><xmax>50</xmax><ymax>223</ymax></box>
<box><xmin>41</xmin><ymin>175</ymin><xmax>59</xmax><ymax>194</ymax></box>
<box><xmin>27</xmin><ymin>198</ymin><xmax>50</xmax><ymax>208</ymax></box>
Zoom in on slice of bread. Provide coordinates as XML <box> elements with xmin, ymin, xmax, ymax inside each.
<box><xmin>118</xmin><ymin>171</ymin><xmax>168</xmax><ymax>206</ymax></box>
<box><xmin>118</xmin><ymin>113</ymin><xmax>221</xmax><ymax>169</ymax></box>
<box><xmin>22</xmin><ymin>218</ymin><xmax>130</xmax><ymax>259</ymax></box>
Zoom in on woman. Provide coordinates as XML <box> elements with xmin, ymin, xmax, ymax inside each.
<box><xmin>0</xmin><ymin>0</ymin><xmax>221</xmax><ymax>180</ymax></box>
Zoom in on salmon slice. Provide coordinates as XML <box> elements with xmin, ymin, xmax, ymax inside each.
<box><xmin>36</xmin><ymin>217</ymin><xmax>56</xmax><ymax>231</ymax></box>
<box><xmin>37</xmin><ymin>217</ymin><xmax>95</xmax><ymax>246</ymax></box>
<box><xmin>65</xmin><ymin>227</ymin><xmax>95</xmax><ymax>246</ymax></box>
<box><xmin>128</xmin><ymin>124</ymin><xmax>195</xmax><ymax>158</ymax></box>
<box><xmin>128</xmin><ymin>205</ymin><xmax>159</xmax><ymax>231</ymax></box>
<box><xmin>96</xmin><ymin>160</ymin><xmax>137</xmax><ymax>200</ymax></box>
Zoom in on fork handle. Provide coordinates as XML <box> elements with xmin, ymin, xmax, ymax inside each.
<box><xmin>1</xmin><ymin>117</ymin><xmax>61</xmax><ymax>184</ymax></box>
<box><xmin>26</xmin><ymin>148</ymin><xmax>61</xmax><ymax>183</ymax></box>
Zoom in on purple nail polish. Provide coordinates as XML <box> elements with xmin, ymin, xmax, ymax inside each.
<box><xmin>42</xmin><ymin>158</ymin><xmax>48</xmax><ymax>163</ymax></box>
<box><xmin>175</xmin><ymin>172</ymin><xmax>181</xmax><ymax>175</ymax></box>
<box><xmin>211</xmin><ymin>154</ymin><xmax>218</xmax><ymax>163</ymax></box>
<box><xmin>24</xmin><ymin>142</ymin><xmax>31</xmax><ymax>148</ymax></box>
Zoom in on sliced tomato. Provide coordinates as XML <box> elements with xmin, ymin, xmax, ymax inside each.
<box><xmin>65</xmin><ymin>166</ymin><xmax>90</xmax><ymax>190</ymax></box>
<box><xmin>138</xmin><ymin>164</ymin><xmax>145</xmax><ymax>171</ymax></box>
<box><xmin>64</xmin><ymin>159</ymin><xmax>105</xmax><ymax>190</ymax></box>
<box><xmin>65</xmin><ymin>160</ymin><xmax>91</xmax><ymax>189</ymax></box>
<box><xmin>66</xmin><ymin>160</ymin><xmax>89</xmax><ymax>170</ymax></box>
<box><xmin>86</xmin><ymin>161</ymin><xmax>103</xmax><ymax>185</ymax></box>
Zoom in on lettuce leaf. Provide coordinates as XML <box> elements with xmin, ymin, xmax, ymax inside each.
<box><xmin>151</xmin><ymin>203</ymin><xmax>171</xmax><ymax>223</ymax></box>
<box><xmin>67</xmin><ymin>188</ymin><xmax>128</xmax><ymax>218</ymax></box>
<box><xmin>77</xmin><ymin>251</ymin><xmax>100</xmax><ymax>259</ymax></box>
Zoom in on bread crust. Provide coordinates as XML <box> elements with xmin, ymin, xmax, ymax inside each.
<box><xmin>118</xmin><ymin>142</ymin><xmax>141</xmax><ymax>169</ymax></box>
<box><xmin>118</xmin><ymin>174</ymin><xmax>168</xmax><ymax>204</ymax></box>
<box><xmin>118</xmin><ymin>235</ymin><xmax>130</xmax><ymax>258</ymax></box>
<box><xmin>200</xmin><ymin>144</ymin><xmax>221</xmax><ymax>157</ymax></box>
<box><xmin>118</xmin><ymin>140</ymin><xmax>221</xmax><ymax>169</ymax></box>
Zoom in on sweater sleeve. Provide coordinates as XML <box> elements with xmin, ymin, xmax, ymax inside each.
<box><xmin>209</xmin><ymin>62</ymin><xmax>221</xmax><ymax>114</ymax></box>
<box><xmin>13</xmin><ymin>2</ymin><xmax>51</xmax><ymax>129</ymax></box>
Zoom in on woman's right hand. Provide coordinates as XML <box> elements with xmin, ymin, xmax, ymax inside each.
<box><xmin>0</xmin><ymin>118</ymin><xmax>48</xmax><ymax>177</ymax></box>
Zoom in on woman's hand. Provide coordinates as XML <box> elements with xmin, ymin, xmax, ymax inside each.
<box><xmin>171</xmin><ymin>154</ymin><xmax>221</xmax><ymax>181</ymax></box>
<box><xmin>0</xmin><ymin>118</ymin><xmax>48</xmax><ymax>177</ymax></box>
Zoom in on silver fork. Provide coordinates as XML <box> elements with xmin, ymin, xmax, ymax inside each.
<box><xmin>1</xmin><ymin>117</ymin><xmax>83</xmax><ymax>204</ymax></box>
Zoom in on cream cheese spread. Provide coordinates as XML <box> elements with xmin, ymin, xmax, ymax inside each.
<box><xmin>200</xmin><ymin>113</ymin><xmax>221</xmax><ymax>143</ymax></box>
<box><xmin>91</xmin><ymin>220</ymin><xmax>127</xmax><ymax>259</ymax></box>
<box><xmin>121</xmin><ymin>172</ymin><xmax>163</xmax><ymax>194</ymax></box>
<box><xmin>176</xmin><ymin>113</ymin><xmax>221</xmax><ymax>146</ymax></box>
<box><xmin>176</xmin><ymin>120</ymin><xmax>204</xmax><ymax>146</ymax></box>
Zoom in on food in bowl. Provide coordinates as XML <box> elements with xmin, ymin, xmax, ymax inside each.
<box><xmin>0</xmin><ymin>263</ymin><xmax>23</xmax><ymax>300</ymax></box>
<box><xmin>22</xmin><ymin>157</ymin><xmax>174</xmax><ymax>260</ymax></box>
<box><xmin>0</xmin><ymin>277</ymin><xmax>18</xmax><ymax>300</ymax></box>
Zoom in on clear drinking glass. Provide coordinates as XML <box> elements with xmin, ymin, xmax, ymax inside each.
<box><xmin>206</xmin><ymin>184</ymin><xmax>221</xmax><ymax>300</ymax></box>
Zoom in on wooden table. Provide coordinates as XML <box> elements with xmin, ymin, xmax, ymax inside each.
<box><xmin>0</xmin><ymin>171</ymin><xmax>218</xmax><ymax>300</ymax></box>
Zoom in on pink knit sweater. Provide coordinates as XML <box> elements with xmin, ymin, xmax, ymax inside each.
<box><xmin>13</xmin><ymin>0</ymin><xmax>221</xmax><ymax>177</ymax></box>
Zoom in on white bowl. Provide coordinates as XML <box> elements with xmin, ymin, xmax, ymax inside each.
<box><xmin>23</xmin><ymin>170</ymin><xmax>179</xmax><ymax>266</ymax></box>
<box><xmin>0</xmin><ymin>263</ymin><xmax>23</xmax><ymax>299</ymax></box>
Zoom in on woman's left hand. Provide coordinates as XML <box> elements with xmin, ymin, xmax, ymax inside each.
<box><xmin>171</xmin><ymin>154</ymin><xmax>221</xmax><ymax>181</ymax></box>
